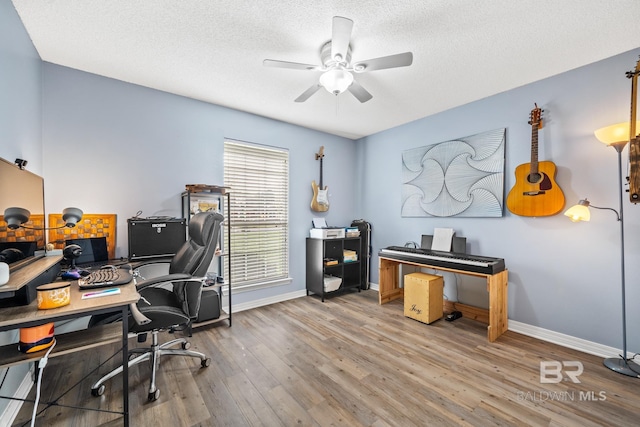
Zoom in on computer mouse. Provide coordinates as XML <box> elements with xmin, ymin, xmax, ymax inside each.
<box><xmin>61</xmin><ymin>270</ymin><xmax>82</xmax><ymax>280</ymax></box>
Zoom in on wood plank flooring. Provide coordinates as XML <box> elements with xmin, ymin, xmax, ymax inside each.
<box><xmin>11</xmin><ymin>290</ymin><xmax>640</xmax><ymax>426</ymax></box>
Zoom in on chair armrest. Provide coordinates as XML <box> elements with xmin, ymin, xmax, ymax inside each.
<box><xmin>129</xmin><ymin>257</ymin><xmax>173</xmax><ymax>269</ymax></box>
<box><xmin>134</xmin><ymin>273</ymin><xmax>193</xmax><ymax>291</ymax></box>
<box><xmin>132</xmin><ymin>259</ymin><xmax>172</xmax><ymax>281</ymax></box>
<box><xmin>130</xmin><ymin>302</ymin><xmax>151</xmax><ymax>325</ymax></box>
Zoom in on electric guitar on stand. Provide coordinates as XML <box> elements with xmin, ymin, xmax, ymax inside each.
<box><xmin>311</xmin><ymin>146</ymin><xmax>329</xmax><ymax>212</ymax></box>
<box><xmin>507</xmin><ymin>104</ymin><xmax>565</xmax><ymax>216</ymax></box>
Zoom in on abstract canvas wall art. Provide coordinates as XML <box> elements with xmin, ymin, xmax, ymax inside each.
<box><xmin>402</xmin><ymin>128</ymin><xmax>505</xmax><ymax>217</ymax></box>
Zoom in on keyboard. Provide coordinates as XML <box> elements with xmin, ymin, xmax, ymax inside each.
<box><xmin>77</xmin><ymin>266</ymin><xmax>133</xmax><ymax>289</ymax></box>
<box><xmin>379</xmin><ymin>246</ymin><xmax>505</xmax><ymax>275</ymax></box>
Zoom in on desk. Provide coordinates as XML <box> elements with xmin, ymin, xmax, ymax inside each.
<box><xmin>378</xmin><ymin>256</ymin><xmax>508</xmax><ymax>342</ymax></box>
<box><xmin>0</xmin><ymin>281</ymin><xmax>139</xmax><ymax>426</ymax></box>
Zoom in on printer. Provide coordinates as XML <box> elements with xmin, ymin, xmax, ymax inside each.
<box><xmin>310</xmin><ymin>228</ymin><xmax>345</xmax><ymax>239</ymax></box>
<box><xmin>309</xmin><ymin>217</ymin><xmax>346</xmax><ymax>239</ymax></box>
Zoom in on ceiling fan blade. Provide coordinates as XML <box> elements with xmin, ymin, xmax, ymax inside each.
<box><xmin>263</xmin><ymin>59</ymin><xmax>320</xmax><ymax>71</ymax></box>
<box><xmin>348</xmin><ymin>80</ymin><xmax>373</xmax><ymax>103</ymax></box>
<box><xmin>294</xmin><ymin>84</ymin><xmax>322</xmax><ymax>102</ymax></box>
<box><xmin>331</xmin><ymin>16</ymin><xmax>353</xmax><ymax>63</ymax></box>
<box><xmin>353</xmin><ymin>52</ymin><xmax>413</xmax><ymax>72</ymax></box>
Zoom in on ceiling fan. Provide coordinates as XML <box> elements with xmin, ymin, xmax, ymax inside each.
<box><xmin>263</xmin><ymin>16</ymin><xmax>413</xmax><ymax>103</ymax></box>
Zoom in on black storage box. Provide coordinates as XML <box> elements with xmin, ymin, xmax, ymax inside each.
<box><xmin>196</xmin><ymin>287</ymin><xmax>221</xmax><ymax>322</ymax></box>
<box><xmin>128</xmin><ymin>218</ymin><xmax>186</xmax><ymax>260</ymax></box>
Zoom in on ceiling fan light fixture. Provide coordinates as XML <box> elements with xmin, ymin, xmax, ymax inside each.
<box><xmin>319</xmin><ymin>68</ymin><xmax>354</xmax><ymax>95</ymax></box>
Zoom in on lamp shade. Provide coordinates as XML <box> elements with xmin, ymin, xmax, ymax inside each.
<box><xmin>594</xmin><ymin>121</ymin><xmax>640</xmax><ymax>146</ymax></box>
<box><xmin>61</xmin><ymin>207</ymin><xmax>83</xmax><ymax>227</ymax></box>
<box><xmin>319</xmin><ymin>68</ymin><xmax>354</xmax><ymax>94</ymax></box>
<box><xmin>564</xmin><ymin>199</ymin><xmax>591</xmax><ymax>222</ymax></box>
<box><xmin>3</xmin><ymin>207</ymin><xmax>31</xmax><ymax>229</ymax></box>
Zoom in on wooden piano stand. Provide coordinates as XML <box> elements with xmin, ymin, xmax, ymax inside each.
<box><xmin>378</xmin><ymin>256</ymin><xmax>508</xmax><ymax>342</ymax></box>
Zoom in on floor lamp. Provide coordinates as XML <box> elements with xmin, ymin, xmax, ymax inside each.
<box><xmin>564</xmin><ymin>122</ymin><xmax>640</xmax><ymax>377</ymax></box>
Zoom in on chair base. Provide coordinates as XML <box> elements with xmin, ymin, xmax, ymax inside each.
<box><xmin>91</xmin><ymin>329</ymin><xmax>211</xmax><ymax>401</ymax></box>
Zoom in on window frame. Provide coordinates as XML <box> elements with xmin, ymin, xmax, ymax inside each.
<box><xmin>223</xmin><ymin>139</ymin><xmax>290</xmax><ymax>290</ymax></box>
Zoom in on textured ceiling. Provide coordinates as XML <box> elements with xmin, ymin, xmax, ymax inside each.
<box><xmin>11</xmin><ymin>0</ymin><xmax>640</xmax><ymax>140</ymax></box>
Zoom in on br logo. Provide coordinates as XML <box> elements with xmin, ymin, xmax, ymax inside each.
<box><xmin>540</xmin><ymin>361</ymin><xmax>583</xmax><ymax>383</ymax></box>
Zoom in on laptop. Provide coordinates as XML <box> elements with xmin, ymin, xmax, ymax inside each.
<box><xmin>64</xmin><ymin>237</ymin><xmax>112</xmax><ymax>268</ymax></box>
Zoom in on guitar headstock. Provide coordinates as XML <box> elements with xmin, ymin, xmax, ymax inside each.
<box><xmin>529</xmin><ymin>104</ymin><xmax>543</xmax><ymax>129</ymax></box>
<box><xmin>626</xmin><ymin>56</ymin><xmax>640</xmax><ymax>77</ymax></box>
<box><xmin>315</xmin><ymin>146</ymin><xmax>325</xmax><ymax>160</ymax></box>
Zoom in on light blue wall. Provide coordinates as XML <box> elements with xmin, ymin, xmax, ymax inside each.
<box><xmin>356</xmin><ymin>47</ymin><xmax>640</xmax><ymax>352</ymax></box>
<box><xmin>0</xmin><ymin>0</ymin><xmax>42</xmax><ymax>170</ymax></box>
<box><xmin>0</xmin><ymin>0</ymin><xmax>43</xmax><ymax>419</ymax></box>
<box><xmin>41</xmin><ymin>63</ymin><xmax>356</xmax><ymax>305</ymax></box>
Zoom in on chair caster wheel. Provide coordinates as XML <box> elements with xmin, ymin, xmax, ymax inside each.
<box><xmin>148</xmin><ymin>389</ymin><xmax>160</xmax><ymax>401</ymax></box>
<box><xmin>202</xmin><ymin>358</ymin><xmax>211</xmax><ymax>368</ymax></box>
<box><xmin>91</xmin><ymin>385</ymin><xmax>105</xmax><ymax>397</ymax></box>
<box><xmin>182</xmin><ymin>342</ymin><xmax>191</xmax><ymax>350</ymax></box>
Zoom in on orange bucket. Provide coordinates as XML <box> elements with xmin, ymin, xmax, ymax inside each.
<box><xmin>18</xmin><ymin>323</ymin><xmax>55</xmax><ymax>353</ymax></box>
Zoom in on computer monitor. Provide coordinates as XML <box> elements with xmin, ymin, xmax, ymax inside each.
<box><xmin>0</xmin><ymin>156</ymin><xmax>45</xmax><ymax>272</ymax></box>
<box><xmin>421</xmin><ymin>234</ymin><xmax>467</xmax><ymax>253</ymax></box>
<box><xmin>0</xmin><ymin>241</ymin><xmax>37</xmax><ymax>258</ymax></box>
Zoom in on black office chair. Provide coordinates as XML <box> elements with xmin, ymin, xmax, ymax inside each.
<box><xmin>89</xmin><ymin>211</ymin><xmax>223</xmax><ymax>401</ymax></box>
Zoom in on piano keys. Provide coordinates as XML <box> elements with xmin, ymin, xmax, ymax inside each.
<box><xmin>378</xmin><ymin>246</ymin><xmax>505</xmax><ymax>275</ymax></box>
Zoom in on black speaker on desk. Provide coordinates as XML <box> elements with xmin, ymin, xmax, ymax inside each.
<box><xmin>127</xmin><ymin>218</ymin><xmax>187</xmax><ymax>260</ymax></box>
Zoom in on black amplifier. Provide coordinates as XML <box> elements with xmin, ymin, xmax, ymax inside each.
<box><xmin>127</xmin><ymin>218</ymin><xmax>186</xmax><ymax>260</ymax></box>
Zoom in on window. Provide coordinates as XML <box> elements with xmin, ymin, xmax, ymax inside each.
<box><xmin>224</xmin><ymin>140</ymin><xmax>289</xmax><ymax>288</ymax></box>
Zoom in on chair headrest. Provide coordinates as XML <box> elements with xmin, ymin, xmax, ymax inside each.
<box><xmin>188</xmin><ymin>212</ymin><xmax>216</xmax><ymax>246</ymax></box>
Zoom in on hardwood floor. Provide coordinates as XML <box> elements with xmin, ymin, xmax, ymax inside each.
<box><xmin>12</xmin><ymin>290</ymin><xmax>640</xmax><ymax>426</ymax></box>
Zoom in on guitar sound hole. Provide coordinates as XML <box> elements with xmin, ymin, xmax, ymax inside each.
<box><xmin>527</xmin><ymin>173</ymin><xmax>542</xmax><ymax>184</ymax></box>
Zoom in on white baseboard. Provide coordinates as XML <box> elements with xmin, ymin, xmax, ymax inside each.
<box><xmin>507</xmin><ymin>320</ymin><xmax>629</xmax><ymax>359</ymax></box>
<box><xmin>369</xmin><ymin>282</ymin><xmax>623</xmax><ymax>358</ymax></box>
<box><xmin>232</xmin><ymin>290</ymin><xmax>307</xmax><ymax>313</ymax></box>
<box><xmin>1</xmin><ymin>367</ymin><xmax>33</xmax><ymax>427</ymax></box>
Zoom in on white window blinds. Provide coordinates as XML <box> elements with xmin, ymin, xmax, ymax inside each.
<box><xmin>224</xmin><ymin>140</ymin><xmax>289</xmax><ymax>287</ymax></box>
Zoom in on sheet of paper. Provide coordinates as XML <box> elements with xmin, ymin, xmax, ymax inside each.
<box><xmin>431</xmin><ymin>228</ymin><xmax>454</xmax><ymax>251</ymax></box>
<box><xmin>312</xmin><ymin>217</ymin><xmax>327</xmax><ymax>228</ymax></box>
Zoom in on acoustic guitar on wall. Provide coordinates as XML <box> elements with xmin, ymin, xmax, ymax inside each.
<box><xmin>311</xmin><ymin>146</ymin><xmax>329</xmax><ymax>212</ymax></box>
<box><xmin>507</xmin><ymin>104</ymin><xmax>565</xmax><ymax>216</ymax></box>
